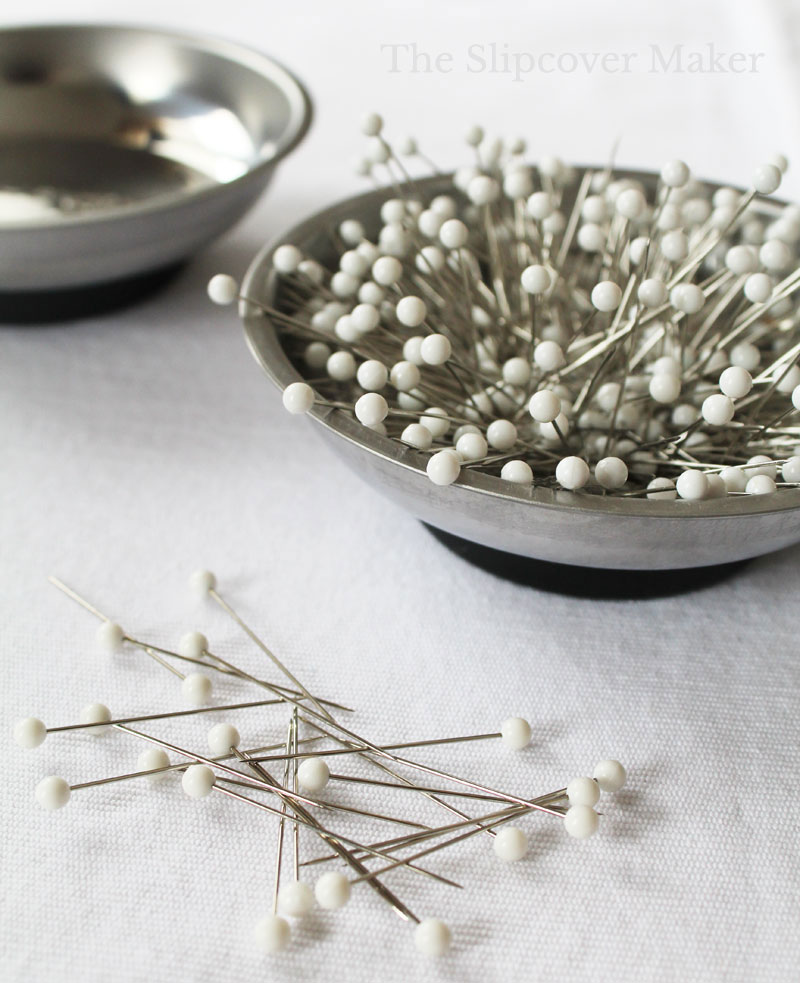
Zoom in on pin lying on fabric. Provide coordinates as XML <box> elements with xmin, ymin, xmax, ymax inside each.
<box><xmin>20</xmin><ymin>566</ymin><xmax>628</xmax><ymax>959</ymax></box>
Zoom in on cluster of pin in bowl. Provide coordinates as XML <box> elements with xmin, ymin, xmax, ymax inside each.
<box><xmin>15</xmin><ymin>574</ymin><xmax>626</xmax><ymax>958</ymax></box>
<box><xmin>210</xmin><ymin>116</ymin><xmax>800</xmax><ymax>501</ymax></box>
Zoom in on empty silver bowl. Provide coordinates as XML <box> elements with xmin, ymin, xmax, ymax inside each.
<box><xmin>0</xmin><ymin>24</ymin><xmax>310</xmax><ymax>298</ymax></box>
<box><xmin>242</xmin><ymin>173</ymin><xmax>800</xmax><ymax>573</ymax></box>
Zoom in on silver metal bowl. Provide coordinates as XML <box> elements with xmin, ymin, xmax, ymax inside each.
<box><xmin>242</xmin><ymin>173</ymin><xmax>800</xmax><ymax>572</ymax></box>
<box><xmin>0</xmin><ymin>24</ymin><xmax>310</xmax><ymax>294</ymax></box>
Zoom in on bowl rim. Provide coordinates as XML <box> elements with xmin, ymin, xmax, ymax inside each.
<box><xmin>0</xmin><ymin>22</ymin><xmax>313</xmax><ymax>231</ymax></box>
<box><xmin>241</xmin><ymin>168</ymin><xmax>800</xmax><ymax>522</ymax></box>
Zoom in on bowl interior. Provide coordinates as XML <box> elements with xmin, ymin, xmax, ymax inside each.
<box><xmin>0</xmin><ymin>24</ymin><xmax>310</xmax><ymax>227</ymax></box>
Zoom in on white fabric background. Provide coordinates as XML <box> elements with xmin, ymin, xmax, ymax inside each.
<box><xmin>3</xmin><ymin>1</ymin><xmax>800</xmax><ymax>980</ymax></box>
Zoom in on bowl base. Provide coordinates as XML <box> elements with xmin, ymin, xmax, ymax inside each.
<box><xmin>0</xmin><ymin>262</ymin><xmax>184</xmax><ymax>324</ymax></box>
<box><xmin>423</xmin><ymin>523</ymin><xmax>749</xmax><ymax>599</ymax></box>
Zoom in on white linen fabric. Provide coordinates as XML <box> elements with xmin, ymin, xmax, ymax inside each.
<box><xmin>2</xmin><ymin>1</ymin><xmax>799</xmax><ymax>980</ymax></box>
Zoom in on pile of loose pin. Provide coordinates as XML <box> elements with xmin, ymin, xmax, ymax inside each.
<box><xmin>15</xmin><ymin>572</ymin><xmax>627</xmax><ymax>958</ymax></box>
<box><xmin>209</xmin><ymin>115</ymin><xmax>800</xmax><ymax>500</ymax></box>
